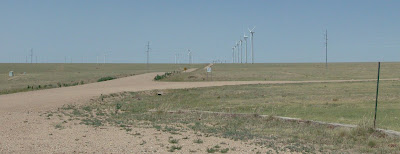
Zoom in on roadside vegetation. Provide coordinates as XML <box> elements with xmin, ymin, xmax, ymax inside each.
<box><xmin>54</xmin><ymin>82</ymin><xmax>400</xmax><ymax>153</ymax></box>
<box><xmin>162</xmin><ymin>62</ymin><xmax>400</xmax><ymax>82</ymax></box>
<box><xmin>0</xmin><ymin>63</ymin><xmax>204</xmax><ymax>95</ymax></box>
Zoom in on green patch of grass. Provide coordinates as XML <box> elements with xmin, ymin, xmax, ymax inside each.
<box><xmin>206</xmin><ymin>147</ymin><xmax>217</xmax><ymax>153</ymax></box>
<box><xmin>168</xmin><ymin>145</ymin><xmax>182</xmax><ymax>152</ymax></box>
<box><xmin>97</xmin><ymin>76</ymin><xmax>116</xmax><ymax>82</ymax></box>
<box><xmin>220</xmin><ymin>148</ymin><xmax>229</xmax><ymax>153</ymax></box>
<box><xmin>56</xmin><ymin>86</ymin><xmax>400</xmax><ymax>153</ymax></box>
<box><xmin>80</xmin><ymin>118</ymin><xmax>102</xmax><ymax>127</ymax></box>
<box><xmin>163</xmin><ymin>62</ymin><xmax>400</xmax><ymax>82</ymax></box>
<box><xmin>54</xmin><ymin>123</ymin><xmax>64</xmax><ymax>130</ymax></box>
<box><xmin>0</xmin><ymin>63</ymin><xmax>204</xmax><ymax>95</ymax></box>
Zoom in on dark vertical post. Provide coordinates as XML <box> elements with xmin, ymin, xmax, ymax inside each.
<box><xmin>325</xmin><ymin>29</ymin><xmax>328</xmax><ymax>69</ymax></box>
<box><xmin>374</xmin><ymin>62</ymin><xmax>381</xmax><ymax>129</ymax></box>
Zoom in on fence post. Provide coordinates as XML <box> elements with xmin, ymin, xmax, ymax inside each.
<box><xmin>374</xmin><ymin>62</ymin><xmax>381</xmax><ymax>129</ymax></box>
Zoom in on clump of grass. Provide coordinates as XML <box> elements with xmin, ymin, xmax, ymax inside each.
<box><xmin>168</xmin><ymin>138</ymin><xmax>179</xmax><ymax>144</ymax></box>
<box><xmin>54</xmin><ymin>123</ymin><xmax>64</xmax><ymax>129</ymax></box>
<box><xmin>368</xmin><ymin>139</ymin><xmax>377</xmax><ymax>148</ymax></box>
<box><xmin>97</xmin><ymin>76</ymin><xmax>116</xmax><ymax>82</ymax></box>
<box><xmin>206</xmin><ymin>147</ymin><xmax>217</xmax><ymax>153</ymax></box>
<box><xmin>193</xmin><ymin>138</ymin><xmax>203</xmax><ymax>144</ymax></box>
<box><xmin>154</xmin><ymin>72</ymin><xmax>173</xmax><ymax>80</ymax></box>
<box><xmin>220</xmin><ymin>148</ymin><xmax>229</xmax><ymax>153</ymax></box>
<box><xmin>168</xmin><ymin>145</ymin><xmax>182</xmax><ymax>152</ymax></box>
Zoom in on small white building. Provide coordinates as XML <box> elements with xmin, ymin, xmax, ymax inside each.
<box><xmin>9</xmin><ymin>71</ymin><xmax>14</xmax><ymax>77</ymax></box>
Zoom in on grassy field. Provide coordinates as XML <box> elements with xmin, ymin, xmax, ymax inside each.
<box><xmin>163</xmin><ymin>62</ymin><xmax>400</xmax><ymax>81</ymax></box>
<box><xmin>53</xmin><ymin>81</ymin><xmax>400</xmax><ymax>153</ymax></box>
<box><xmin>0</xmin><ymin>63</ymin><xmax>205</xmax><ymax>94</ymax></box>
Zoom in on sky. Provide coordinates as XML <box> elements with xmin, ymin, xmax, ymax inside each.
<box><xmin>0</xmin><ymin>0</ymin><xmax>399</xmax><ymax>63</ymax></box>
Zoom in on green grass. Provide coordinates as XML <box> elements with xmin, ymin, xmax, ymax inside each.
<box><xmin>0</xmin><ymin>63</ymin><xmax>205</xmax><ymax>94</ymax></box>
<box><xmin>58</xmin><ymin>84</ymin><xmax>400</xmax><ymax>153</ymax></box>
<box><xmin>163</xmin><ymin>62</ymin><xmax>400</xmax><ymax>81</ymax></box>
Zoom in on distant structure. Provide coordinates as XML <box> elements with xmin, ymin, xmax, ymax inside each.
<box><xmin>236</xmin><ymin>41</ymin><xmax>239</xmax><ymax>63</ymax></box>
<box><xmin>239</xmin><ymin>38</ymin><xmax>243</xmax><ymax>63</ymax></box>
<box><xmin>232</xmin><ymin>47</ymin><xmax>235</xmax><ymax>63</ymax></box>
<box><xmin>249</xmin><ymin>27</ymin><xmax>255</xmax><ymax>64</ymax></box>
<box><xmin>187</xmin><ymin>49</ymin><xmax>192</xmax><ymax>64</ymax></box>
<box><xmin>325</xmin><ymin>29</ymin><xmax>328</xmax><ymax>69</ymax></box>
<box><xmin>146</xmin><ymin>41</ymin><xmax>151</xmax><ymax>70</ymax></box>
<box><xmin>244</xmin><ymin>33</ymin><xmax>248</xmax><ymax>63</ymax></box>
<box><xmin>30</xmin><ymin>48</ymin><xmax>33</xmax><ymax>64</ymax></box>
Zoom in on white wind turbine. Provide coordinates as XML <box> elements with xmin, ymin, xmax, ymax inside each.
<box><xmin>239</xmin><ymin>38</ymin><xmax>243</xmax><ymax>63</ymax></box>
<box><xmin>249</xmin><ymin>26</ymin><xmax>255</xmax><ymax>64</ymax></box>
<box><xmin>232</xmin><ymin>47</ymin><xmax>235</xmax><ymax>63</ymax></box>
<box><xmin>236</xmin><ymin>41</ymin><xmax>239</xmax><ymax>63</ymax></box>
<box><xmin>243</xmin><ymin>33</ymin><xmax>248</xmax><ymax>63</ymax></box>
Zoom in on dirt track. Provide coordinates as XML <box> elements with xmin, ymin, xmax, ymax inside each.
<box><xmin>0</xmin><ymin>72</ymin><xmax>398</xmax><ymax>153</ymax></box>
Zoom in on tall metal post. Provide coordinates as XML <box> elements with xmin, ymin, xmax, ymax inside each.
<box><xmin>374</xmin><ymin>62</ymin><xmax>381</xmax><ymax>129</ymax></box>
<box><xmin>146</xmin><ymin>41</ymin><xmax>150</xmax><ymax>71</ymax></box>
<box><xmin>325</xmin><ymin>29</ymin><xmax>328</xmax><ymax>69</ymax></box>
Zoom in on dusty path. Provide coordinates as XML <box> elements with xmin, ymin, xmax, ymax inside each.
<box><xmin>0</xmin><ymin>72</ymin><xmax>398</xmax><ymax>153</ymax></box>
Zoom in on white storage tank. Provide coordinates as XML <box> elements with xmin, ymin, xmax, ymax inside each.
<box><xmin>9</xmin><ymin>71</ymin><xmax>14</xmax><ymax>77</ymax></box>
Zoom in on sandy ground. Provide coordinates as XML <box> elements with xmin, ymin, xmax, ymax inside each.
<box><xmin>0</xmin><ymin>70</ymin><xmax>398</xmax><ymax>153</ymax></box>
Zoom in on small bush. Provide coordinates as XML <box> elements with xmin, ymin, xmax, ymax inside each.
<box><xmin>169</xmin><ymin>138</ymin><xmax>179</xmax><ymax>144</ymax></box>
<box><xmin>207</xmin><ymin>148</ymin><xmax>217</xmax><ymax>153</ymax></box>
<box><xmin>168</xmin><ymin>145</ymin><xmax>182</xmax><ymax>152</ymax></box>
<box><xmin>220</xmin><ymin>148</ymin><xmax>229</xmax><ymax>153</ymax></box>
<box><xmin>368</xmin><ymin>139</ymin><xmax>377</xmax><ymax>148</ymax></box>
<box><xmin>193</xmin><ymin>139</ymin><xmax>203</xmax><ymax>144</ymax></box>
<box><xmin>154</xmin><ymin>72</ymin><xmax>173</xmax><ymax>80</ymax></box>
<box><xmin>97</xmin><ymin>76</ymin><xmax>116</xmax><ymax>82</ymax></box>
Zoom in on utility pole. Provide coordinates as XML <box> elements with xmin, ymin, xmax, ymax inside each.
<box><xmin>325</xmin><ymin>29</ymin><xmax>328</xmax><ymax>69</ymax></box>
<box><xmin>146</xmin><ymin>41</ymin><xmax>150</xmax><ymax>71</ymax></box>
<box><xmin>30</xmin><ymin>48</ymin><xmax>33</xmax><ymax>64</ymax></box>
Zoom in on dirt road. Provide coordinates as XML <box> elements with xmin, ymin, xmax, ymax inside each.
<box><xmin>0</xmin><ymin>72</ymin><xmax>398</xmax><ymax>153</ymax></box>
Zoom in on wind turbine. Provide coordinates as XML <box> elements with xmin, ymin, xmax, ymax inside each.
<box><xmin>236</xmin><ymin>41</ymin><xmax>239</xmax><ymax>63</ymax></box>
<box><xmin>239</xmin><ymin>38</ymin><xmax>243</xmax><ymax>63</ymax></box>
<box><xmin>187</xmin><ymin>49</ymin><xmax>192</xmax><ymax>64</ymax></box>
<box><xmin>232</xmin><ymin>47</ymin><xmax>235</xmax><ymax>63</ymax></box>
<box><xmin>249</xmin><ymin>26</ymin><xmax>256</xmax><ymax>64</ymax></box>
<box><xmin>243</xmin><ymin>33</ymin><xmax>248</xmax><ymax>63</ymax></box>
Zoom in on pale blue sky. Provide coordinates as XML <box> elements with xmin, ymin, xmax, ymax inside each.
<box><xmin>1</xmin><ymin>0</ymin><xmax>399</xmax><ymax>63</ymax></box>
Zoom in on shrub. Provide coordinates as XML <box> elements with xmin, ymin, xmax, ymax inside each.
<box><xmin>97</xmin><ymin>76</ymin><xmax>116</xmax><ymax>82</ymax></box>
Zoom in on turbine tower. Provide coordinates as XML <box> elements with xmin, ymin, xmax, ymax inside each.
<box><xmin>233</xmin><ymin>45</ymin><xmax>236</xmax><ymax>63</ymax></box>
<box><xmin>325</xmin><ymin>29</ymin><xmax>328</xmax><ymax>69</ymax></box>
<box><xmin>249</xmin><ymin>26</ymin><xmax>256</xmax><ymax>64</ymax></box>
<box><xmin>187</xmin><ymin>49</ymin><xmax>192</xmax><ymax>64</ymax></box>
<box><xmin>232</xmin><ymin>47</ymin><xmax>235</xmax><ymax>63</ymax></box>
<box><xmin>244</xmin><ymin>33</ymin><xmax>248</xmax><ymax>63</ymax></box>
<box><xmin>239</xmin><ymin>39</ymin><xmax>243</xmax><ymax>63</ymax></box>
<box><xmin>236</xmin><ymin>41</ymin><xmax>239</xmax><ymax>63</ymax></box>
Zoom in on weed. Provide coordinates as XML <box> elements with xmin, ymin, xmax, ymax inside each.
<box><xmin>168</xmin><ymin>145</ymin><xmax>182</xmax><ymax>152</ymax></box>
<box><xmin>368</xmin><ymin>139</ymin><xmax>377</xmax><ymax>148</ymax></box>
<box><xmin>193</xmin><ymin>139</ymin><xmax>203</xmax><ymax>144</ymax></box>
<box><xmin>206</xmin><ymin>148</ymin><xmax>217</xmax><ymax>153</ymax></box>
<box><xmin>169</xmin><ymin>138</ymin><xmax>179</xmax><ymax>144</ymax></box>
<box><xmin>220</xmin><ymin>148</ymin><xmax>229</xmax><ymax>153</ymax></box>
<box><xmin>54</xmin><ymin>123</ymin><xmax>64</xmax><ymax>129</ymax></box>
